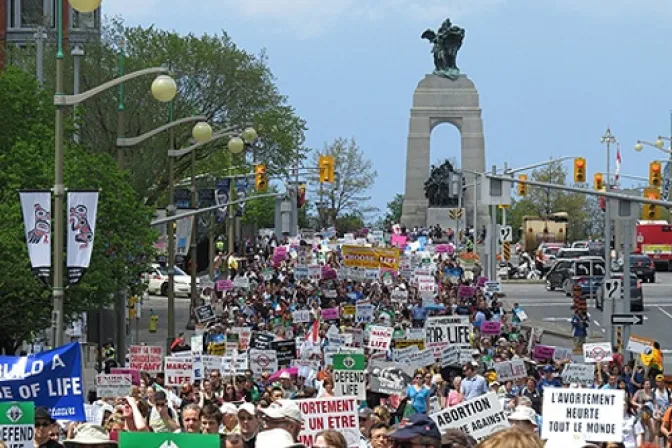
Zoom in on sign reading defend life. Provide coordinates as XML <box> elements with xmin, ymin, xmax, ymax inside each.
<box><xmin>332</xmin><ymin>354</ymin><xmax>366</xmax><ymax>400</ymax></box>
<box><xmin>0</xmin><ymin>402</ymin><xmax>35</xmax><ymax>448</ymax></box>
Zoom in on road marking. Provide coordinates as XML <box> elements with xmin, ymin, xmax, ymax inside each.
<box><xmin>656</xmin><ymin>306</ymin><xmax>672</xmax><ymax>320</ymax></box>
<box><xmin>542</xmin><ymin>317</ymin><xmax>570</xmax><ymax>322</ymax></box>
<box><xmin>593</xmin><ymin>320</ymin><xmax>601</xmax><ymax>327</ymax></box>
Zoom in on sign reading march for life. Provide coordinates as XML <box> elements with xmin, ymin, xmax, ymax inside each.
<box><xmin>0</xmin><ymin>343</ymin><xmax>85</xmax><ymax>421</ymax></box>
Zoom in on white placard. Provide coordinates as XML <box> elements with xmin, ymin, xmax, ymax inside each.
<box><xmin>391</xmin><ymin>290</ymin><xmax>408</xmax><ymax>303</ymax></box>
<box><xmin>355</xmin><ymin>303</ymin><xmax>374</xmax><ymax>324</ymax></box>
<box><xmin>164</xmin><ymin>356</ymin><xmax>193</xmax><ymax>387</ymax></box>
<box><xmin>425</xmin><ymin>315</ymin><xmax>471</xmax><ymax>357</ymax></box>
<box><xmin>626</xmin><ymin>335</ymin><xmax>654</xmax><ymax>354</ymax></box>
<box><xmin>552</xmin><ymin>346</ymin><xmax>573</xmax><ymax>362</ymax></box>
<box><xmin>249</xmin><ymin>349</ymin><xmax>279</xmax><ymax>376</ymax></box>
<box><xmin>393</xmin><ymin>345</ymin><xmax>419</xmax><ymax>362</ymax></box>
<box><xmin>293</xmin><ymin>310</ymin><xmax>311</xmax><ymax>323</ymax></box>
<box><xmin>367</xmin><ymin>326</ymin><xmax>393</xmax><ymax>351</ymax></box>
<box><xmin>541</xmin><ymin>388</ymin><xmax>624</xmax><ymax>442</ymax></box>
<box><xmin>128</xmin><ymin>345</ymin><xmax>163</xmax><ymax>373</ymax></box>
<box><xmin>297</xmin><ymin>397</ymin><xmax>360</xmax><ymax>448</ymax></box>
<box><xmin>493</xmin><ymin>359</ymin><xmax>527</xmax><ymax>383</ymax></box>
<box><xmin>561</xmin><ymin>364</ymin><xmax>595</xmax><ymax>384</ymax></box>
<box><xmin>430</xmin><ymin>392</ymin><xmax>509</xmax><ymax>441</ymax></box>
<box><xmin>95</xmin><ymin>374</ymin><xmax>132</xmax><ymax>397</ymax></box>
<box><xmin>408</xmin><ymin>348</ymin><xmax>436</xmax><ymax>368</ymax></box>
<box><xmin>583</xmin><ymin>342</ymin><xmax>613</xmax><ymax>363</ymax></box>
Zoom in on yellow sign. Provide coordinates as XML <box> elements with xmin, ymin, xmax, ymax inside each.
<box><xmin>342</xmin><ymin>305</ymin><xmax>356</xmax><ymax>317</ymax></box>
<box><xmin>395</xmin><ymin>339</ymin><xmax>425</xmax><ymax>350</ymax></box>
<box><xmin>342</xmin><ymin>246</ymin><xmax>400</xmax><ymax>271</ymax></box>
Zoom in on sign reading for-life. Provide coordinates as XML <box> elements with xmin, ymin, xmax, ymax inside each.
<box><xmin>0</xmin><ymin>402</ymin><xmax>35</xmax><ymax>448</ymax></box>
<box><xmin>499</xmin><ymin>225</ymin><xmax>512</xmax><ymax>243</ymax></box>
<box><xmin>120</xmin><ymin>431</ymin><xmax>220</xmax><ymax>448</ymax></box>
<box><xmin>332</xmin><ymin>354</ymin><xmax>366</xmax><ymax>400</ymax></box>
<box><xmin>425</xmin><ymin>315</ymin><xmax>471</xmax><ymax>357</ymax></box>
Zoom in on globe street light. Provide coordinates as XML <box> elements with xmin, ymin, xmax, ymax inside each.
<box><xmin>242</xmin><ymin>127</ymin><xmax>258</xmax><ymax>144</ymax></box>
<box><xmin>228</xmin><ymin>136</ymin><xmax>245</xmax><ymax>154</ymax></box>
<box><xmin>192</xmin><ymin>122</ymin><xmax>213</xmax><ymax>143</ymax></box>
<box><xmin>69</xmin><ymin>0</ymin><xmax>101</xmax><ymax>13</ymax></box>
<box><xmin>151</xmin><ymin>75</ymin><xmax>178</xmax><ymax>103</ymax></box>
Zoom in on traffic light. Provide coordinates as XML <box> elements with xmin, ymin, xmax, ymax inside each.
<box><xmin>593</xmin><ymin>172</ymin><xmax>604</xmax><ymax>191</ymax></box>
<box><xmin>517</xmin><ymin>174</ymin><xmax>528</xmax><ymax>196</ymax></box>
<box><xmin>297</xmin><ymin>183</ymin><xmax>306</xmax><ymax>208</ymax></box>
<box><xmin>319</xmin><ymin>155</ymin><xmax>335</xmax><ymax>183</ymax></box>
<box><xmin>649</xmin><ymin>161</ymin><xmax>662</xmax><ymax>187</ymax></box>
<box><xmin>643</xmin><ymin>187</ymin><xmax>660</xmax><ymax>220</ymax></box>
<box><xmin>255</xmin><ymin>164</ymin><xmax>268</xmax><ymax>192</ymax></box>
<box><xmin>574</xmin><ymin>158</ymin><xmax>586</xmax><ymax>183</ymax></box>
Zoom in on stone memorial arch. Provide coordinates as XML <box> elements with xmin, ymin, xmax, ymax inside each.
<box><xmin>401</xmin><ymin>18</ymin><xmax>488</xmax><ymax>229</ymax></box>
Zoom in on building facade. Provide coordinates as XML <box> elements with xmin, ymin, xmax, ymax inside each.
<box><xmin>0</xmin><ymin>0</ymin><xmax>100</xmax><ymax>67</ymax></box>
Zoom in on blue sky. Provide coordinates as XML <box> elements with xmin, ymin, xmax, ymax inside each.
<box><xmin>106</xmin><ymin>0</ymin><xmax>672</xmax><ymax>214</ymax></box>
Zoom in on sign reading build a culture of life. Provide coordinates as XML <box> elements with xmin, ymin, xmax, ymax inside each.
<box><xmin>128</xmin><ymin>345</ymin><xmax>163</xmax><ymax>373</ymax></box>
<box><xmin>542</xmin><ymin>388</ymin><xmax>624</xmax><ymax>442</ymax></box>
<box><xmin>342</xmin><ymin>246</ymin><xmax>400</xmax><ymax>271</ymax></box>
<box><xmin>297</xmin><ymin>397</ymin><xmax>360</xmax><ymax>448</ymax></box>
<box><xmin>332</xmin><ymin>354</ymin><xmax>366</xmax><ymax>400</ymax></box>
<box><xmin>430</xmin><ymin>393</ymin><xmax>509</xmax><ymax>441</ymax></box>
<box><xmin>0</xmin><ymin>343</ymin><xmax>85</xmax><ymax>421</ymax></box>
<box><xmin>425</xmin><ymin>316</ymin><xmax>470</xmax><ymax>356</ymax></box>
<box><xmin>0</xmin><ymin>402</ymin><xmax>35</xmax><ymax>448</ymax></box>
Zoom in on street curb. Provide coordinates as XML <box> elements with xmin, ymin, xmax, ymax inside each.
<box><xmin>520</xmin><ymin>322</ymin><xmax>604</xmax><ymax>342</ymax></box>
<box><xmin>501</xmin><ymin>280</ymin><xmax>545</xmax><ymax>284</ymax></box>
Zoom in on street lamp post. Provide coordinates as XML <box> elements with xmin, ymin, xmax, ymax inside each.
<box><xmin>52</xmin><ymin>0</ymin><xmax>169</xmax><ymax>347</ymax></box>
<box><xmin>636</xmin><ymin>136</ymin><xmax>672</xmax><ymax>200</ymax></box>
<box><xmin>601</xmin><ymin>127</ymin><xmax>616</xmax><ymax>347</ymax></box>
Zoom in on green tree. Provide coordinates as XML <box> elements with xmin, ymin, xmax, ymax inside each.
<box><xmin>7</xmin><ymin>18</ymin><xmax>307</xmax><ymax>207</ymax></box>
<box><xmin>335</xmin><ymin>213</ymin><xmax>366</xmax><ymax>236</ymax></box>
<box><xmin>509</xmin><ymin>161</ymin><xmax>589</xmax><ymax>242</ymax></box>
<box><xmin>384</xmin><ymin>194</ymin><xmax>404</xmax><ymax>226</ymax></box>
<box><xmin>0</xmin><ymin>67</ymin><xmax>156</xmax><ymax>353</ymax></box>
<box><xmin>310</xmin><ymin>138</ymin><xmax>377</xmax><ymax>227</ymax></box>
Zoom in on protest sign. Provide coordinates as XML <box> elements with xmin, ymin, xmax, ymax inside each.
<box><xmin>221</xmin><ymin>355</ymin><xmax>249</xmax><ymax>374</ymax></box>
<box><xmin>342</xmin><ymin>305</ymin><xmax>356</xmax><ymax>318</ymax></box>
<box><xmin>480</xmin><ymin>321</ymin><xmax>502</xmax><ymax>336</ymax></box>
<box><xmin>493</xmin><ymin>359</ymin><xmax>527</xmax><ymax>383</ymax></box>
<box><xmin>229</xmin><ymin>327</ymin><xmax>251</xmax><ymax>351</ymax></box>
<box><xmin>0</xmin><ymin>342</ymin><xmax>85</xmax><ymax>421</ymax></box>
<box><xmin>393</xmin><ymin>346</ymin><xmax>419</xmax><ymax>363</ymax></box>
<box><xmin>583</xmin><ymin>342</ymin><xmax>613</xmax><ymax>363</ymax></box>
<box><xmin>128</xmin><ymin>345</ymin><xmax>163</xmax><ymax>373</ymax></box>
<box><xmin>552</xmin><ymin>346</ymin><xmax>573</xmax><ymax>362</ymax></box>
<box><xmin>533</xmin><ymin>345</ymin><xmax>556</xmax><ymax>362</ymax></box>
<box><xmin>395</xmin><ymin>339</ymin><xmax>425</xmax><ymax>350</ymax></box>
<box><xmin>271</xmin><ymin>340</ymin><xmax>297</xmax><ymax>366</ymax></box>
<box><xmin>405</xmin><ymin>328</ymin><xmax>426</xmax><ymax>340</ymax></box>
<box><xmin>215</xmin><ymin>279</ymin><xmax>232</xmax><ymax>291</ymax></box>
<box><xmin>95</xmin><ymin>374</ymin><xmax>132</xmax><ymax>398</ymax></box>
<box><xmin>0</xmin><ymin>402</ymin><xmax>34</xmax><ymax>448</ymax></box>
<box><xmin>249</xmin><ymin>350</ymin><xmax>278</xmax><ymax>377</ymax></box>
<box><xmin>355</xmin><ymin>303</ymin><xmax>374</xmax><ymax>324</ymax></box>
<box><xmin>627</xmin><ymin>334</ymin><xmax>654</xmax><ymax>354</ymax></box>
<box><xmin>430</xmin><ymin>393</ymin><xmax>509</xmax><ymax>441</ymax></box>
<box><xmin>541</xmin><ymin>388</ymin><xmax>624</xmax><ymax>442</ymax></box>
<box><xmin>368</xmin><ymin>360</ymin><xmax>413</xmax><ymax>395</ymax></box>
<box><xmin>367</xmin><ymin>326</ymin><xmax>393</xmax><ymax>351</ymax></box>
<box><xmin>333</xmin><ymin>354</ymin><xmax>366</xmax><ymax>400</ymax></box>
<box><xmin>321</xmin><ymin>308</ymin><xmax>340</xmax><ymax>320</ymax></box>
<box><xmin>202</xmin><ymin>355</ymin><xmax>223</xmax><ymax>372</ymax></box>
<box><xmin>120</xmin><ymin>432</ymin><xmax>220</xmax><ymax>448</ymax></box>
<box><xmin>195</xmin><ymin>305</ymin><xmax>215</xmax><ymax>323</ymax></box>
<box><xmin>440</xmin><ymin>345</ymin><xmax>472</xmax><ymax>368</ymax></box>
<box><xmin>408</xmin><ymin>349</ymin><xmax>436</xmax><ymax>368</ymax></box>
<box><xmin>560</xmin><ymin>364</ymin><xmax>594</xmax><ymax>384</ymax></box>
<box><xmin>391</xmin><ymin>290</ymin><xmax>408</xmax><ymax>303</ymax></box>
<box><xmin>297</xmin><ymin>397</ymin><xmax>360</xmax><ymax>448</ymax></box>
<box><xmin>308</xmin><ymin>265</ymin><xmax>322</xmax><ymax>281</ymax></box>
<box><xmin>110</xmin><ymin>368</ymin><xmax>141</xmax><ymax>386</ymax></box>
<box><xmin>233</xmin><ymin>276</ymin><xmax>250</xmax><ymax>289</ymax></box>
<box><xmin>250</xmin><ymin>332</ymin><xmax>275</xmax><ymax>350</ymax></box>
<box><xmin>292</xmin><ymin>310</ymin><xmax>311</xmax><ymax>323</ymax></box>
<box><xmin>342</xmin><ymin>246</ymin><xmax>400</xmax><ymax>271</ymax></box>
<box><xmin>164</xmin><ymin>357</ymin><xmax>193</xmax><ymax>388</ymax></box>
<box><xmin>425</xmin><ymin>316</ymin><xmax>470</xmax><ymax>356</ymax></box>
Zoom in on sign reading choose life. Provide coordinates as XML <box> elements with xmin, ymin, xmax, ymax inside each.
<box><xmin>542</xmin><ymin>388</ymin><xmax>624</xmax><ymax>442</ymax></box>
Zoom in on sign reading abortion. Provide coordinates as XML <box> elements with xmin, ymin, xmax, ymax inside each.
<box><xmin>0</xmin><ymin>343</ymin><xmax>85</xmax><ymax>421</ymax></box>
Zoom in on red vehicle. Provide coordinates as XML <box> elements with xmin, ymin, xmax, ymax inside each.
<box><xmin>635</xmin><ymin>220</ymin><xmax>672</xmax><ymax>270</ymax></box>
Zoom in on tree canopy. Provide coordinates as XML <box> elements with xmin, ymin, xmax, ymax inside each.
<box><xmin>0</xmin><ymin>67</ymin><xmax>156</xmax><ymax>353</ymax></box>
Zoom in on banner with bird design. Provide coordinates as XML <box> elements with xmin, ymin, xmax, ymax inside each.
<box><xmin>19</xmin><ymin>190</ymin><xmax>52</xmax><ymax>280</ymax></box>
<box><xmin>67</xmin><ymin>191</ymin><xmax>99</xmax><ymax>285</ymax></box>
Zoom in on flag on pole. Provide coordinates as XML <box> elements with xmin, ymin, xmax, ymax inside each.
<box><xmin>614</xmin><ymin>142</ymin><xmax>622</xmax><ymax>184</ymax></box>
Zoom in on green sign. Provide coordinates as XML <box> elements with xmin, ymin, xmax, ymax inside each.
<box><xmin>120</xmin><ymin>432</ymin><xmax>220</xmax><ymax>448</ymax></box>
<box><xmin>332</xmin><ymin>354</ymin><xmax>365</xmax><ymax>371</ymax></box>
<box><xmin>0</xmin><ymin>402</ymin><xmax>35</xmax><ymax>448</ymax></box>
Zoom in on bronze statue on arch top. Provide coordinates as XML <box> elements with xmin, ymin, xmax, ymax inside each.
<box><xmin>422</xmin><ymin>18</ymin><xmax>465</xmax><ymax>80</ymax></box>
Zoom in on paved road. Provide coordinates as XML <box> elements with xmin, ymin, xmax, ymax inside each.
<box><xmin>132</xmin><ymin>294</ymin><xmax>194</xmax><ymax>348</ymax></box>
<box><xmin>501</xmin><ymin>272</ymin><xmax>672</xmax><ymax>371</ymax></box>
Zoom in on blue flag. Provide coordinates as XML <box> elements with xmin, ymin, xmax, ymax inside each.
<box><xmin>0</xmin><ymin>342</ymin><xmax>85</xmax><ymax>421</ymax></box>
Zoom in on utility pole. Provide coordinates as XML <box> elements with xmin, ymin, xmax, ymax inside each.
<box><xmin>601</xmin><ymin>127</ymin><xmax>616</xmax><ymax>347</ymax></box>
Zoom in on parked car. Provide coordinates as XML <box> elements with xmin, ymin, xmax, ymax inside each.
<box><xmin>557</xmin><ymin>248</ymin><xmax>590</xmax><ymax>259</ymax></box>
<box><xmin>613</xmin><ymin>254</ymin><xmax>656</xmax><ymax>283</ymax></box>
<box><xmin>596</xmin><ymin>273</ymin><xmax>643</xmax><ymax>311</ymax></box>
<box><xmin>562</xmin><ymin>257</ymin><xmax>607</xmax><ymax>298</ymax></box>
<box><xmin>147</xmin><ymin>263</ymin><xmax>200</xmax><ymax>297</ymax></box>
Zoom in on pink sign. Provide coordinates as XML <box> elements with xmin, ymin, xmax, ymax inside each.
<box><xmin>321</xmin><ymin>266</ymin><xmax>337</xmax><ymax>280</ymax></box>
<box><xmin>391</xmin><ymin>234</ymin><xmax>407</xmax><ymax>248</ymax></box>
<box><xmin>216</xmin><ymin>279</ymin><xmax>233</xmax><ymax>291</ymax></box>
<box><xmin>274</xmin><ymin>246</ymin><xmax>288</xmax><ymax>257</ymax></box>
<box><xmin>459</xmin><ymin>285</ymin><xmax>475</xmax><ymax>298</ymax></box>
<box><xmin>533</xmin><ymin>344</ymin><xmax>556</xmax><ymax>361</ymax></box>
<box><xmin>480</xmin><ymin>321</ymin><xmax>502</xmax><ymax>336</ymax></box>
<box><xmin>435</xmin><ymin>244</ymin><xmax>454</xmax><ymax>254</ymax></box>
<box><xmin>477</xmin><ymin>277</ymin><xmax>489</xmax><ymax>287</ymax></box>
<box><xmin>111</xmin><ymin>367</ymin><xmax>141</xmax><ymax>386</ymax></box>
<box><xmin>321</xmin><ymin>307</ymin><xmax>340</xmax><ymax>320</ymax></box>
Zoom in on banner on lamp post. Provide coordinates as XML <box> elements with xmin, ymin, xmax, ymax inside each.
<box><xmin>66</xmin><ymin>191</ymin><xmax>99</xmax><ymax>285</ymax></box>
<box><xmin>235</xmin><ymin>177</ymin><xmax>249</xmax><ymax>217</ymax></box>
<box><xmin>215</xmin><ymin>179</ymin><xmax>231</xmax><ymax>223</ymax></box>
<box><xmin>19</xmin><ymin>191</ymin><xmax>52</xmax><ymax>280</ymax></box>
<box><xmin>175</xmin><ymin>212</ymin><xmax>194</xmax><ymax>257</ymax></box>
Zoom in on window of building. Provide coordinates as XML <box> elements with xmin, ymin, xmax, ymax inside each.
<box><xmin>20</xmin><ymin>0</ymin><xmax>45</xmax><ymax>28</ymax></box>
<box><xmin>7</xmin><ymin>0</ymin><xmax>19</xmax><ymax>28</ymax></box>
